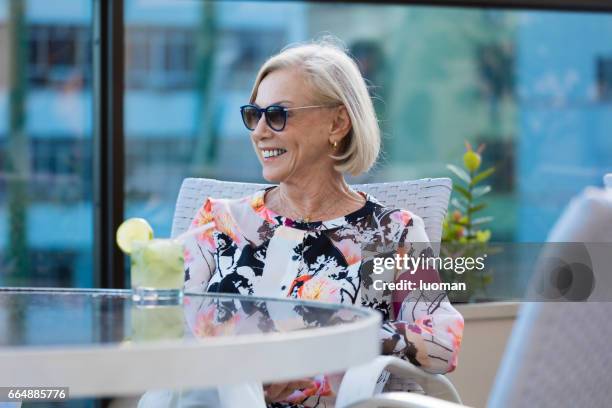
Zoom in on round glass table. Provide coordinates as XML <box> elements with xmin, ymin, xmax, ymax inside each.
<box><xmin>0</xmin><ymin>288</ymin><xmax>380</xmax><ymax>398</ymax></box>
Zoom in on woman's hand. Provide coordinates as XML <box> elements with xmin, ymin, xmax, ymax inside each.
<box><xmin>263</xmin><ymin>378</ymin><xmax>313</xmax><ymax>403</ymax></box>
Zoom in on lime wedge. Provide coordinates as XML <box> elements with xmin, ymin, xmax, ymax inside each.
<box><xmin>116</xmin><ymin>218</ymin><xmax>154</xmax><ymax>254</ymax></box>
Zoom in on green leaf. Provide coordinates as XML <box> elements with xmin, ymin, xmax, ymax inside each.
<box><xmin>446</xmin><ymin>164</ymin><xmax>471</xmax><ymax>185</ymax></box>
<box><xmin>472</xmin><ymin>216</ymin><xmax>493</xmax><ymax>225</ymax></box>
<box><xmin>451</xmin><ymin>198</ymin><xmax>466</xmax><ymax>212</ymax></box>
<box><xmin>455</xmin><ymin>194</ymin><xmax>470</xmax><ymax>205</ymax></box>
<box><xmin>471</xmin><ymin>167</ymin><xmax>495</xmax><ymax>186</ymax></box>
<box><xmin>472</xmin><ymin>185</ymin><xmax>491</xmax><ymax>198</ymax></box>
<box><xmin>453</xmin><ymin>184</ymin><xmax>472</xmax><ymax>201</ymax></box>
<box><xmin>469</xmin><ymin>203</ymin><xmax>487</xmax><ymax>213</ymax></box>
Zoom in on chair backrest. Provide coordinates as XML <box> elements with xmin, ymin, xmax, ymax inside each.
<box><xmin>171</xmin><ymin>178</ymin><xmax>452</xmax><ymax>246</ymax></box>
<box><xmin>604</xmin><ymin>173</ymin><xmax>611</xmax><ymax>189</ymax></box>
<box><xmin>488</xmin><ymin>302</ymin><xmax>612</xmax><ymax>408</ymax></box>
<box><xmin>488</xmin><ymin>185</ymin><xmax>612</xmax><ymax>408</ymax></box>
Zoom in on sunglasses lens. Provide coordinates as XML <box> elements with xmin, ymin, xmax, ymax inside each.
<box><xmin>241</xmin><ymin>106</ymin><xmax>260</xmax><ymax>130</ymax></box>
<box><xmin>266</xmin><ymin>107</ymin><xmax>286</xmax><ymax>131</ymax></box>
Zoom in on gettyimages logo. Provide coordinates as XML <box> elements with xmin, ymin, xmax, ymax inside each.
<box><xmin>366</xmin><ymin>243</ymin><xmax>484</xmax><ymax>293</ymax></box>
<box><xmin>371</xmin><ymin>253</ymin><xmax>486</xmax><ymax>276</ymax></box>
<box><xmin>362</xmin><ymin>242</ymin><xmax>612</xmax><ymax>302</ymax></box>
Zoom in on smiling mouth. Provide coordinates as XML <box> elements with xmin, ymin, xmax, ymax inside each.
<box><xmin>261</xmin><ymin>149</ymin><xmax>287</xmax><ymax>159</ymax></box>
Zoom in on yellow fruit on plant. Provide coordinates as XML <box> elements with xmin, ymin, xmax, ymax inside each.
<box><xmin>476</xmin><ymin>230</ymin><xmax>491</xmax><ymax>243</ymax></box>
<box><xmin>463</xmin><ymin>150</ymin><xmax>482</xmax><ymax>172</ymax></box>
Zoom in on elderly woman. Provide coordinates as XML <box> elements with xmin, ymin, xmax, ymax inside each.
<box><xmin>183</xmin><ymin>40</ymin><xmax>464</xmax><ymax>407</ymax></box>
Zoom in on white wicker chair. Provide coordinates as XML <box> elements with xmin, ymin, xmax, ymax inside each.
<box><xmin>171</xmin><ymin>177</ymin><xmax>459</xmax><ymax>407</ymax></box>
<box><xmin>172</xmin><ymin>178</ymin><xmax>451</xmax><ymax>248</ymax></box>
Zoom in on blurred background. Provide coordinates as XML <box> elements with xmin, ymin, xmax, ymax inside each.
<box><xmin>1</xmin><ymin>0</ymin><xmax>611</xmax><ymax>290</ymax></box>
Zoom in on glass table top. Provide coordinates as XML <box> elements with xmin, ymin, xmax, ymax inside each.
<box><xmin>0</xmin><ymin>287</ymin><xmax>376</xmax><ymax>348</ymax></box>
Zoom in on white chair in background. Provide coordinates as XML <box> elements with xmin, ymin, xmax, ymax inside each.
<box><xmin>546</xmin><ymin>185</ymin><xmax>612</xmax><ymax>244</ymax></box>
<box><xmin>487</xmin><ymin>302</ymin><xmax>612</xmax><ymax>408</ymax></box>
<box><xmin>171</xmin><ymin>178</ymin><xmax>461</xmax><ymax>407</ymax></box>
<box><xmin>603</xmin><ymin>173</ymin><xmax>612</xmax><ymax>189</ymax></box>
<box><xmin>488</xmin><ymin>178</ymin><xmax>612</xmax><ymax>408</ymax></box>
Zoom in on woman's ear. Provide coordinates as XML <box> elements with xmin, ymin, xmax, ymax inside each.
<box><xmin>329</xmin><ymin>105</ymin><xmax>352</xmax><ymax>142</ymax></box>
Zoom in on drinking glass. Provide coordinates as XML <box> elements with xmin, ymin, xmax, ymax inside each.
<box><xmin>130</xmin><ymin>238</ymin><xmax>184</xmax><ymax>305</ymax></box>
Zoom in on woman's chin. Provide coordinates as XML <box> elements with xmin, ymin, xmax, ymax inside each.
<box><xmin>261</xmin><ymin>168</ymin><xmax>284</xmax><ymax>183</ymax></box>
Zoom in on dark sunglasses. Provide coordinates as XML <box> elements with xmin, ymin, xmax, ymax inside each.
<box><xmin>240</xmin><ymin>104</ymin><xmax>338</xmax><ymax>132</ymax></box>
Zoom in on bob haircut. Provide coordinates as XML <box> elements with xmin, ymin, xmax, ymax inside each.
<box><xmin>248</xmin><ymin>38</ymin><xmax>380</xmax><ymax>176</ymax></box>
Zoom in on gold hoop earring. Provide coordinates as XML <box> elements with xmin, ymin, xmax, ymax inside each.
<box><xmin>330</xmin><ymin>140</ymin><xmax>338</xmax><ymax>150</ymax></box>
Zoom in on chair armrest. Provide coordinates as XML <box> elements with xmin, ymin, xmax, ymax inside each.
<box><xmin>345</xmin><ymin>392</ymin><xmax>470</xmax><ymax>408</ymax></box>
<box><xmin>336</xmin><ymin>356</ymin><xmax>462</xmax><ymax>408</ymax></box>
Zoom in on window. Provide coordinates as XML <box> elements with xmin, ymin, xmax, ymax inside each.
<box><xmin>476</xmin><ymin>42</ymin><xmax>515</xmax><ymax>100</ymax></box>
<box><xmin>123</xmin><ymin>0</ymin><xmax>299</xmax><ymax>239</ymax></box>
<box><xmin>0</xmin><ymin>1</ymin><xmax>94</xmax><ymax>288</ymax></box>
<box><xmin>126</xmin><ymin>26</ymin><xmax>196</xmax><ymax>90</ymax></box>
<box><xmin>221</xmin><ymin>29</ymin><xmax>287</xmax><ymax>90</ymax></box>
<box><xmin>2</xmin><ymin>0</ymin><xmax>610</xmax><ymax>297</ymax></box>
<box><xmin>596</xmin><ymin>56</ymin><xmax>612</xmax><ymax>101</ymax></box>
<box><xmin>121</xmin><ymin>1</ymin><xmax>612</xmax><ymax>244</ymax></box>
<box><xmin>121</xmin><ymin>1</ymin><xmax>611</xmax><ymax>302</ymax></box>
<box><xmin>27</xmin><ymin>24</ymin><xmax>92</xmax><ymax>88</ymax></box>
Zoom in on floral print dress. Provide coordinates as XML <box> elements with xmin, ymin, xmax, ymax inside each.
<box><xmin>183</xmin><ymin>187</ymin><xmax>464</xmax><ymax>408</ymax></box>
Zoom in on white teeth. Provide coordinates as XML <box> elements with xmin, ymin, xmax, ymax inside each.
<box><xmin>262</xmin><ymin>149</ymin><xmax>286</xmax><ymax>158</ymax></box>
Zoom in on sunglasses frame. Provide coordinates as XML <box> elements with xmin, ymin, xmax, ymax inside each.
<box><xmin>240</xmin><ymin>104</ymin><xmax>339</xmax><ymax>132</ymax></box>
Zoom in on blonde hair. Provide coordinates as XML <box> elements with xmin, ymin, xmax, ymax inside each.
<box><xmin>249</xmin><ymin>38</ymin><xmax>380</xmax><ymax>176</ymax></box>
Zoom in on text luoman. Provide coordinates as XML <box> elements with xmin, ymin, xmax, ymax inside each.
<box><xmin>372</xmin><ymin>280</ymin><xmax>467</xmax><ymax>291</ymax></box>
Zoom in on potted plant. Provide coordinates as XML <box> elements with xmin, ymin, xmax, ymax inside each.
<box><xmin>440</xmin><ymin>142</ymin><xmax>496</xmax><ymax>303</ymax></box>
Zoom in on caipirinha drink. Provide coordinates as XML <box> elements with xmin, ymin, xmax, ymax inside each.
<box><xmin>116</xmin><ymin>218</ymin><xmax>185</xmax><ymax>304</ymax></box>
<box><xmin>131</xmin><ymin>238</ymin><xmax>184</xmax><ymax>301</ymax></box>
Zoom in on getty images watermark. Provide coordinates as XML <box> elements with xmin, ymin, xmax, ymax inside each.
<box><xmin>371</xmin><ymin>252</ymin><xmax>487</xmax><ymax>292</ymax></box>
<box><xmin>366</xmin><ymin>242</ymin><xmax>612</xmax><ymax>302</ymax></box>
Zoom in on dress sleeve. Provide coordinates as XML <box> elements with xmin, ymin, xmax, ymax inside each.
<box><xmin>183</xmin><ymin>198</ymin><xmax>217</xmax><ymax>294</ymax></box>
<box><xmin>378</xmin><ymin>212</ymin><xmax>464</xmax><ymax>375</ymax></box>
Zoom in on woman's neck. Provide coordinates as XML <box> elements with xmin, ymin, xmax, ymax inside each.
<box><xmin>269</xmin><ymin>174</ymin><xmax>364</xmax><ymax>222</ymax></box>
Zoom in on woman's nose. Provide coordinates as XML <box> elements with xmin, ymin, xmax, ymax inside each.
<box><xmin>251</xmin><ymin>114</ymin><xmax>270</xmax><ymax>140</ymax></box>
